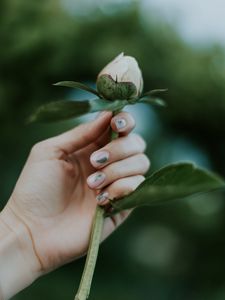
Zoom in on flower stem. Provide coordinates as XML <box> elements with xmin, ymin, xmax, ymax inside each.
<box><xmin>74</xmin><ymin>206</ymin><xmax>104</xmax><ymax>300</ymax></box>
<box><xmin>74</xmin><ymin>111</ymin><xmax>120</xmax><ymax>300</ymax></box>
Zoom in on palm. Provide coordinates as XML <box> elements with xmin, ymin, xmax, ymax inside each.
<box><xmin>14</xmin><ymin>142</ymin><xmax>105</xmax><ymax>271</ymax></box>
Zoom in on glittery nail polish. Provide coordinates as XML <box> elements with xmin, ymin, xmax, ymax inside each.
<box><xmin>96</xmin><ymin>191</ymin><xmax>109</xmax><ymax>202</ymax></box>
<box><xmin>87</xmin><ymin>172</ymin><xmax>106</xmax><ymax>188</ymax></box>
<box><xmin>91</xmin><ymin>151</ymin><xmax>109</xmax><ymax>165</ymax></box>
<box><xmin>115</xmin><ymin>118</ymin><xmax>127</xmax><ymax>130</ymax></box>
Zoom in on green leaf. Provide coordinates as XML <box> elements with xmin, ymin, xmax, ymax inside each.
<box><xmin>143</xmin><ymin>89</ymin><xmax>168</xmax><ymax>97</ymax></box>
<box><xmin>139</xmin><ymin>97</ymin><xmax>166</xmax><ymax>107</ymax></box>
<box><xmin>53</xmin><ymin>81</ymin><xmax>100</xmax><ymax>97</ymax></box>
<box><xmin>28</xmin><ymin>100</ymin><xmax>91</xmax><ymax>123</ymax></box>
<box><xmin>110</xmin><ymin>163</ymin><xmax>225</xmax><ymax>213</ymax></box>
<box><xmin>28</xmin><ymin>98</ymin><xmax>129</xmax><ymax>123</ymax></box>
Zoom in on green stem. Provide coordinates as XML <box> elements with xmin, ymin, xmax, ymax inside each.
<box><xmin>74</xmin><ymin>206</ymin><xmax>104</xmax><ymax>300</ymax></box>
<box><xmin>74</xmin><ymin>110</ymin><xmax>120</xmax><ymax>300</ymax></box>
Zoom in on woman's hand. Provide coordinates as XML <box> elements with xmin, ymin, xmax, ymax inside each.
<box><xmin>0</xmin><ymin>111</ymin><xmax>150</xmax><ymax>299</ymax></box>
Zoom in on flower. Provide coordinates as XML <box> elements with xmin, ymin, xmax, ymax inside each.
<box><xmin>96</xmin><ymin>53</ymin><xmax>143</xmax><ymax>100</ymax></box>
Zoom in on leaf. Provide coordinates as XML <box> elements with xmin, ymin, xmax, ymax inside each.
<box><xmin>110</xmin><ymin>163</ymin><xmax>225</xmax><ymax>213</ymax></box>
<box><xmin>53</xmin><ymin>81</ymin><xmax>100</xmax><ymax>97</ymax></box>
<box><xmin>28</xmin><ymin>100</ymin><xmax>91</xmax><ymax>123</ymax></box>
<box><xmin>143</xmin><ymin>89</ymin><xmax>168</xmax><ymax>97</ymax></box>
<box><xmin>139</xmin><ymin>97</ymin><xmax>166</xmax><ymax>107</ymax></box>
<box><xmin>28</xmin><ymin>98</ymin><xmax>129</xmax><ymax>123</ymax></box>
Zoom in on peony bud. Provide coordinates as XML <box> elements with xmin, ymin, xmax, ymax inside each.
<box><xmin>96</xmin><ymin>53</ymin><xmax>143</xmax><ymax>100</ymax></box>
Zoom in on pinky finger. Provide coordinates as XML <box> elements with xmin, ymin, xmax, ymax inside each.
<box><xmin>96</xmin><ymin>175</ymin><xmax>145</xmax><ymax>206</ymax></box>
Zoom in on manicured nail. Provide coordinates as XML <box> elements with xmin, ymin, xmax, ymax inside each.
<box><xmin>87</xmin><ymin>172</ymin><xmax>106</xmax><ymax>188</ymax></box>
<box><xmin>91</xmin><ymin>151</ymin><xmax>109</xmax><ymax>165</ymax></box>
<box><xmin>96</xmin><ymin>191</ymin><xmax>109</xmax><ymax>203</ymax></box>
<box><xmin>115</xmin><ymin>118</ymin><xmax>127</xmax><ymax>130</ymax></box>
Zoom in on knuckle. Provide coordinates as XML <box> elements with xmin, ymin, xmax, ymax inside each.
<box><xmin>136</xmin><ymin>175</ymin><xmax>145</xmax><ymax>184</ymax></box>
<box><xmin>127</xmin><ymin>183</ymin><xmax>137</xmax><ymax>194</ymax></box>
<box><xmin>30</xmin><ymin>140</ymin><xmax>55</xmax><ymax>157</ymax></box>
<box><xmin>110</xmin><ymin>183</ymin><xmax>124</xmax><ymax>197</ymax></box>
<box><xmin>116</xmin><ymin>139</ymin><xmax>128</xmax><ymax>156</ymax></box>
<box><xmin>138</xmin><ymin>154</ymin><xmax>150</xmax><ymax>172</ymax></box>
<box><xmin>30</xmin><ymin>141</ymin><xmax>45</xmax><ymax>154</ymax></box>
<box><xmin>127</xmin><ymin>176</ymin><xmax>145</xmax><ymax>192</ymax></box>
<box><xmin>110</xmin><ymin>137</ymin><xmax>125</xmax><ymax>154</ymax></box>
<box><xmin>130</xmin><ymin>133</ymin><xmax>146</xmax><ymax>151</ymax></box>
<box><xmin>109</xmin><ymin>175</ymin><xmax>146</xmax><ymax>201</ymax></box>
<box><xmin>110</xmin><ymin>180</ymin><xmax>135</xmax><ymax>198</ymax></box>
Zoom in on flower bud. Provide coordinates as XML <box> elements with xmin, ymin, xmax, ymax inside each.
<box><xmin>96</xmin><ymin>53</ymin><xmax>143</xmax><ymax>100</ymax></box>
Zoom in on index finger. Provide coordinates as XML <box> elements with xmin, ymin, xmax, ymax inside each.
<box><xmin>110</xmin><ymin>111</ymin><xmax>136</xmax><ymax>137</ymax></box>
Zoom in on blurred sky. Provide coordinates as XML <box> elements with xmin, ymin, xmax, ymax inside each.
<box><xmin>62</xmin><ymin>0</ymin><xmax>225</xmax><ymax>46</ymax></box>
<box><xmin>142</xmin><ymin>0</ymin><xmax>225</xmax><ymax>46</ymax></box>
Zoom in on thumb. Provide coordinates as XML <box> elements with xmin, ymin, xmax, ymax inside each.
<box><xmin>51</xmin><ymin>111</ymin><xmax>112</xmax><ymax>154</ymax></box>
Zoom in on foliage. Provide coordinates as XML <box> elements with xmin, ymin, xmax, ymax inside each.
<box><xmin>28</xmin><ymin>82</ymin><xmax>165</xmax><ymax>123</ymax></box>
<box><xmin>111</xmin><ymin>163</ymin><xmax>225</xmax><ymax>211</ymax></box>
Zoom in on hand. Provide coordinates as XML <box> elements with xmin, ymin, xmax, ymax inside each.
<box><xmin>0</xmin><ymin>111</ymin><xmax>150</xmax><ymax>299</ymax></box>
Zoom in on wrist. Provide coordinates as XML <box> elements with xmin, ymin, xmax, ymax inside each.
<box><xmin>0</xmin><ymin>205</ymin><xmax>41</xmax><ymax>299</ymax></box>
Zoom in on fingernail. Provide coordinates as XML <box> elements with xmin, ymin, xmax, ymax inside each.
<box><xmin>87</xmin><ymin>172</ymin><xmax>106</xmax><ymax>188</ymax></box>
<box><xmin>96</xmin><ymin>191</ymin><xmax>109</xmax><ymax>203</ymax></box>
<box><xmin>115</xmin><ymin>118</ymin><xmax>127</xmax><ymax>131</ymax></box>
<box><xmin>91</xmin><ymin>151</ymin><xmax>109</xmax><ymax>165</ymax></box>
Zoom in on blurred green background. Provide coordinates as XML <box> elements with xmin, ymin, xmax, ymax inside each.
<box><xmin>1</xmin><ymin>0</ymin><xmax>225</xmax><ymax>299</ymax></box>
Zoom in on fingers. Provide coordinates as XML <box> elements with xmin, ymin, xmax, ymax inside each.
<box><xmin>93</xmin><ymin>111</ymin><xmax>136</xmax><ymax>150</ymax></box>
<box><xmin>45</xmin><ymin>111</ymin><xmax>112</xmax><ymax>156</ymax></box>
<box><xmin>87</xmin><ymin>153</ymin><xmax>150</xmax><ymax>190</ymax></box>
<box><xmin>30</xmin><ymin>111</ymin><xmax>136</xmax><ymax>160</ymax></box>
<box><xmin>90</xmin><ymin>133</ymin><xmax>146</xmax><ymax>169</ymax></box>
<box><xmin>111</xmin><ymin>111</ymin><xmax>136</xmax><ymax>136</ymax></box>
<box><xmin>97</xmin><ymin>175</ymin><xmax>145</xmax><ymax>205</ymax></box>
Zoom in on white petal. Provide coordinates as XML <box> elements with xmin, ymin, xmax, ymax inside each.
<box><xmin>113</xmin><ymin>52</ymin><xmax>124</xmax><ymax>63</ymax></box>
<box><xmin>139</xmin><ymin>73</ymin><xmax>144</xmax><ymax>95</ymax></box>
<box><xmin>97</xmin><ymin>53</ymin><xmax>143</xmax><ymax>97</ymax></box>
<box><xmin>98</xmin><ymin>53</ymin><xmax>128</xmax><ymax>82</ymax></box>
<box><xmin>121</xmin><ymin>56</ymin><xmax>143</xmax><ymax>95</ymax></box>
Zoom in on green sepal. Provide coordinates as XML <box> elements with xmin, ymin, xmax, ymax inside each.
<box><xmin>96</xmin><ymin>74</ymin><xmax>137</xmax><ymax>100</ymax></box>
<box><xmin>139</xmin><ymin>96</ymin><xmax>166</xmax><ymax>107</ymax></box>
<box><xmin>143</xmin><ymin>89</ymin><xmax>168</xmax><ymax>97</ymax></box>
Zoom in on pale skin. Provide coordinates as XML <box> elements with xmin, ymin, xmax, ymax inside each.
<box><xmin>0</xmin><ymin>111</ymin><xmax>150</xmax><ymax>299</ymax></box>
